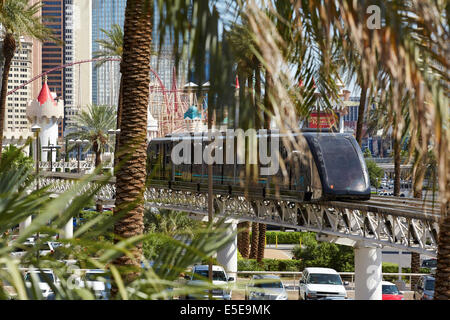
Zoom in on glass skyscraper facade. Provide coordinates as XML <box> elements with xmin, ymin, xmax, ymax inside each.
<box><xmin>91</xmin><ymin>2</ymin><xmax>188</xmax><ymax>105</ymax></box>
<box><xmin>91</xmin><ymin>0</ymin><xmax>126</xmax><ymax>105</ymax></box>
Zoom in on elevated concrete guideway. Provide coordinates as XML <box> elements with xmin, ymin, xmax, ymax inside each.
<box><xmin>26</xmin><ymin>171</ymin><xmax>441</xmax><ymax>300</ymax></box>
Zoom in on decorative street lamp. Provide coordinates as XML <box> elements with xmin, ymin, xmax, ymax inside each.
<box><xmin>31</xmin><ymin>124</ymin><xmax>41</xmax><ymax>189</ymax></box>
<box><xmin>41</xmin><ymin>144</ymin><xmax>62</xmax><ymax>172</ymax></box>
<box><xmin>107</xmin><ymin>129</ymin><xmax>121</xmax><ymax>173</ymax></box>
<box><xmin>68</xmin><ymin>139</ymin><xmax>89</xmax><ymax>173</ymax></box>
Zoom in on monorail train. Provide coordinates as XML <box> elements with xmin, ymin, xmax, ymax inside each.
<box><xmin>146</xmin><ymin>130</ymin><xmax>371</xmax><ymax>202</ymax></box>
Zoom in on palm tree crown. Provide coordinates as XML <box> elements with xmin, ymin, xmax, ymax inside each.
<box><xmin>66</xmin><ymin>104</ymin><xmax>116</xmax><ymax>167</ymax></box>
<box><xmin>93</xmin><ymin>23</ymin><xmax>124</xmax><ymax>68</ymax></box>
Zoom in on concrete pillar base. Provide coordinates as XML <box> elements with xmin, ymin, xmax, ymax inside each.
<box><xmin>216</xmin><ymin>222</ymin><xmax>237</xmax><ymax>281</ymax></box>
<box><xmin>60</xmin><ymin>218</ymin><xmax>73</xmax><ymax>239</ymax></box>
<box><xmin>19</xmin><ymin>216</ymin><xmax>32</xmax><ymax>234</ymax></box>
<box><xmin>354</xmin><ymin>244</ymin><xmax>382</xmax><ymax>300</ymax></box>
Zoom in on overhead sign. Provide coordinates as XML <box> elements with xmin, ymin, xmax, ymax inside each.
<box><xmin>308</xmin><ymin>112</ymin><xmax>338</xmax><ymax>129</ymax></box>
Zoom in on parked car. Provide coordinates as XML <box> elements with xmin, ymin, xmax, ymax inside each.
<box><xmin>245</xmin><ymin>274</ymin><xmax>288</xmax><ymax>300</ymax></box>
<box><xmin>298</xmin><ymin>267</ymin><xmax>348</xmax><ymax>300</ymax></box>
<box><xmin>421</xmin><ymin>258</ymin><xmax>437</xmax><ymax>273</ymax></box>
<box><xmin>10</xmin><ymin>241</ymin><xmax>35</xmax><ymax>259</ymax></box>
<box><xmin>24</xmin><ymin>269</ymin><xmax>59</xmax><ymax>299</ymax></box>
<box><xmin>182</xmin><ymin>265</ymin><xmax>233</xmax><ymax>300</ymax></box>
<box><xmin>10</xmin><ymin>241</ymin><xmax>57</xmax><ymax>259</ymax></box>
<box><xmin>381</xmin><ymin>281</ymin><xmax>404</xmax><ymax>300</ymax></box>
<box><xmin>414</xmin><ymin>275</ymin><xmax>435</xmax><ymax>300</ymax></box>
<box><xmin>80</xmin><ymin>269</ymin><xmax>111</xmax><ymax>300</ymax></box>
<box><xmin>316</xmin><ymin>296</ymin><xmax>353</xmax><ymax>300</ymax></box>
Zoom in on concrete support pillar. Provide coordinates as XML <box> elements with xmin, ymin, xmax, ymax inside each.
<box><xmin>354</xmin><ymin>245</ymin><xmax>382</xmax><ymax>300</ymax></box>
<box><xmin>19</xmin><ymin>216</ymin><xmax>32</xmax><ymax>234</ymax></box>
<box><xmin>216</xmin><ymin>222</ymin><xmax>238</xmax><ymax>281</ymax></box>
<box><xmin>60</xmin><ymin>218</ymin><xmax>73</xmax><ymax>239</ymax></box>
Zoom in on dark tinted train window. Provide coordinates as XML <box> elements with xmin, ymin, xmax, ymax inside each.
<box><xmin>317</xmin><ymin>136</ymin><xmax>366</xmax><ymax>191</ymax></box>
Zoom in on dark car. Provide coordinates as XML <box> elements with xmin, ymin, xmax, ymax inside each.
<box><xmin>414</xmin><ymin>275</ymin><xmax>435</xmax><ymax>300</ymax></box>
<box><xmin>421</xmin><ymin>258</ymin><xmax>437</xmax><ymax>269</ymax></box>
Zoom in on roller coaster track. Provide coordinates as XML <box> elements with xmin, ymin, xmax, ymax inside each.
<box><xmin>6</xmin><ymin>57</ymin><xmax>171</xmax><ymax>116</ymax></box>
<box><xmin>37</xmin><ymin>172</ymin><xmax>440</xmax><ymax>257</ymax></box>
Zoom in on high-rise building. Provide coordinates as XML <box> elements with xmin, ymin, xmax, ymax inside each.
<box><xmin>41</xmin><ymin>0</ymin><xmax>66</xmax><ymax>141</ymax></box>
<box><xmin>41</xmin><ymin>0</ymin><xmax>91</xmax><ymax>139</ymax></box>
<box><xmin>63</xmin><ymin>0</ymin><xmax>93</xmax><ymax>133</ymax></box>
<box><xmin>91</xmin><ymin>1</ymin><xmax>188</xmax><ymax>105</ymax></box>
<box><xmin>28</xmin><ymin>0</ymin><xmax>43</xmax><ymax>100</ymax></box>
<box><xmin>91</xmin><ymin>0</ymin><xmax>126</xmax><ymax>106</ymax></box>
<box><xmin>1</xmin><ymin>39</ymin><xmax>34</xmax><ymax>150</ymax></box>
<box><xmin>73</xmin><ymin>0</ymin><xmax>92</xmax><ymax>109</ymax></box>
<box><xmin>42</xmin><ymin>0</ymin><xmax>64</xmax><ymax>98</ymax></box>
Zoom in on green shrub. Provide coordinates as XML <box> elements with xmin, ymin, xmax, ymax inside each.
<box><xmin>142</xmin><ymin>233</ymin><xmax>171</xmax><ymax>261</ymax></box>
<box><xmin>265</xmin><ymin>231</ymin><xmax>315</xmax><ymax>245</ymax></box>
<box><xmin>292</xmin><ymin>238</ymin><xmax>354</xmax><ymax>272</ymax></box>
<box><xmin>381</xmin><ymin>262</ymin><xmax>431</xmax><ymax>283</ymax></box>
<box><xmin>238</xmin><ymin>258</ymin><xmax>302</xmax><ymax>274</ymax></box>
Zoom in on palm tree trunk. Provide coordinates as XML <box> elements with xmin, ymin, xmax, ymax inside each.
<box><xmin>254</xmin><ymin>57</ymin><xmax>262</xmax><ymax>129</ymax></box>
<box><xmin>410</xmin><ymin>150</ymin><xmax>427</xmax><ymax>289</ymax></box>
<box><xmin>249</xmin><ymin>222</ymin><xmax>259</xmax><ymax>259</ymax></box>
<box><xmin>355</xmin><ymin>85</ymin><xmax>367</xmax><ymax>146</ymax></box>
<box><xmin>237</xmin><ymin>221</ymin><xmax>250</xmax><ymax>258</ymax></box>
<box><xmin>0</xmin><ymin>33</ymin><xmax>16</xmax><ymax>160</ymax></box>
<box><xmin>257</xmin><ymin>223</ymin><xmax>266</xmax><ymax>264</ymax></box>
<box><xmin>393</xmin><ymin>134</ymin><xmax>401</xmax><ymax>196</ymax></box>
<box><xmin>113</xmin><ymin>0</ymin><xmax>152</xmax><ymax>288</ymax></box>
<box><xmin>257</xmin><ymin>68</ymin><xmax>272</xmax><ymax>262</ymax></box>
<box><xmin>435</xmin><ymin>213</ymin><xmax>450</xmax><ymax>300</ymax></box>
<box><xmin>263</xmin><ymin>70</ymin><xmax>273</xmax><ymax>130</ymax></box>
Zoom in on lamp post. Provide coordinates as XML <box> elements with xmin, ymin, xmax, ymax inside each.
<box><xmin>107</xmin><ymin>129</ymin><xmax>120</xmax><ymax>173</ymax></box>
<box><xmin>69</xmin><ymin>139</ymin><xmax>89</xmax><ymax>173</ymax></box>
<box><xmin>41</xmin><ymin>144</ymin><xmax>61</xmax><ymax>172</ymax></box>
<box><xmin>31</xmin><ymin>124</ymin><xmax>41</xmax><ymax>189</ymax></box>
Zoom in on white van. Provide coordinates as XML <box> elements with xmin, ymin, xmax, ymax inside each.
<box><xmin>183</xmin><ymin>265</ymin><xmax>233</xmax><ymax>300</ymax></box>
<box><xmin>299</xmin><ymin>267</ymin><xmax>348</xmax><ymax>300</ymax></box>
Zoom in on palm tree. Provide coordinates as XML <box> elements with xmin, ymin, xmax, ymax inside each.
<box><xmin>0</xmin><ymin>0</ymin><xmax>56</xmax><ymax>159</ymax></box>
<box><xmin>112</xmin><ymin>0</ymin><xmax>152</xmax><ymax>287</ymax></box>
<box><xmin>93</xmin><ymin>24</ymin><xmax>124</xmax><ymax>64</ymax></box>
<box><xmin>66</xmin><ymin>104</ymin><xmax>116</xmax><ymax>212</ymax></box>
<box><xmin>66</xmin><ymin>104</ymin><xmax>116</xmax><ymax>169</ymax></box>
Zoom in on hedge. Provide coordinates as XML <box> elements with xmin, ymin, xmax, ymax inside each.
<box><xmin>381</xmin><ymin>262</ymin><xmax>430</xmax><ymax>283</ymax></box>
<box><xmin>264</xmin><ymin>231</ymin><xmax>315</xmax><ymax>245</ymax></box>
<box><xmin>238</xmin><ymin>258</ymin><xmax>303</xmax><ymax>275</ymax></box>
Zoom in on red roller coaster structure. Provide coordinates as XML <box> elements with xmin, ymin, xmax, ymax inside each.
<box><xmin>6</xmin><ymin>57</ymin><xmax>197</xmax><ymax>136</ymax></box>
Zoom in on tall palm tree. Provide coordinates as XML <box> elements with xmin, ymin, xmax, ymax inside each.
<box><xmin>0</xmin><ymin>0</ymin><xmax>56</xmax><ymax>159</ymax></box>
<box><xmin>112</xmin><ymin>0</ymin><xmax>152</xmax><ymax>286</ymax></box>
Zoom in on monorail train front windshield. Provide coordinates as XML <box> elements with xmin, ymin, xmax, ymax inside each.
<box><xmin>307</xmin><ymin>134</ymin><xmax>369</xmax><ymax>195</ymax></box>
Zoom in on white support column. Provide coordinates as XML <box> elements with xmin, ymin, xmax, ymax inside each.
<box><xmin>60</xmin><ymin>218</ymin><xmax>73</xmax><ymax>239</ymax></box>
<box><xmin>354</xmin><ymin>244</ymin><xmax>382</xmax><ymax>300</ymax></box>
<box><xmin>216</xmin><ymin>222</ymin><xmax>238</xmax><ymax>282</ymax></box>
<box><xmin>19</xmin><ymin>216</ymin><xmax>32</xmax><ymax>234</ymax></box>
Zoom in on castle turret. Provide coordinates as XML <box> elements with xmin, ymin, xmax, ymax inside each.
<box><xmin>26</xmin><ymin>76</ymin><xmax>64</xmax><ymax>162</ymax></box>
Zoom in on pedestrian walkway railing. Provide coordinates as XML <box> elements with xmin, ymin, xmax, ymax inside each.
<box><xmin>236</xmin><ymin>271</ymin><xmax>430</xmax><ymax>291</ymax></box>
